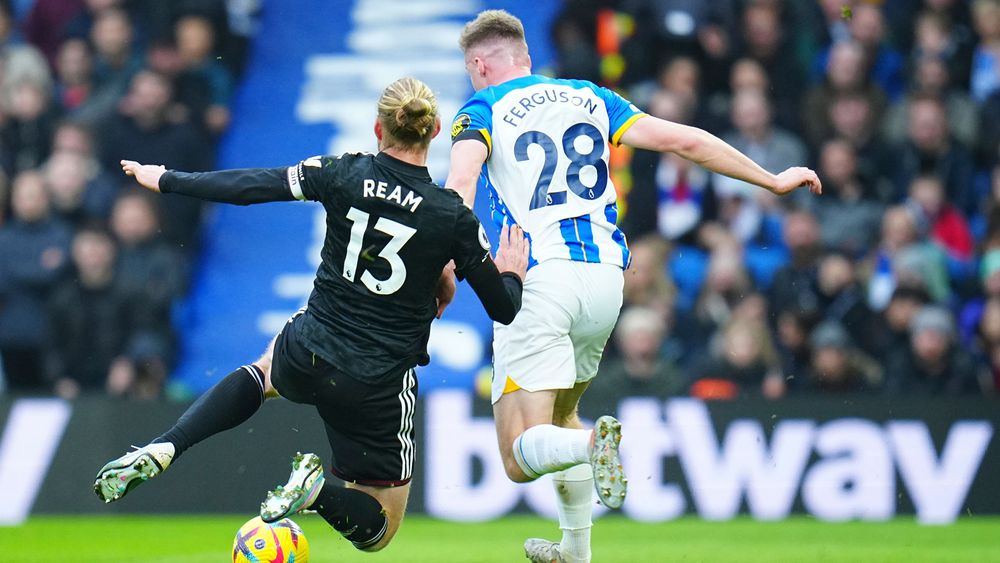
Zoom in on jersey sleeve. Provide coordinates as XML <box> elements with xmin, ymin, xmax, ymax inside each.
<box><xmin>594</xmin><ymin>86</ymin><xmax>646</xmax><ymax>146</ymax></box>
<box><xmin>450</xmin><ymin>199</ymin><xmax>492</xmax><ymax>280</ymax></box>
<box><xmin>284</xmin><ymin>155</ymin><xmax>344</xmax><ymax>202</ymax></box>
<box><xmin>451</xmin><ymin>96</ymin><xmax>494</xmax><ymax>158</ymax></box>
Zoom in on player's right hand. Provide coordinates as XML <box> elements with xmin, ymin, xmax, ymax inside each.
<box><xmin>494</xmin><ymin>223</ymin><xmax>529</xmax><ymax>282</ymax></box>
<box><xmin>771</xmin><ymin>166</ymin><xmax>822</xmax><ymax>196</ymax></box>
<box><xmin>121</xmin><ymin>160</ymin><xmax>166</xmax><ymax>193</ymax></box>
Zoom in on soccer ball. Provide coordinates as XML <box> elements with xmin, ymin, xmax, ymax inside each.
<box><xmin>232</xmin><ymin>516</ymin><xmax>309</xmax><ymax>563</ymax></box>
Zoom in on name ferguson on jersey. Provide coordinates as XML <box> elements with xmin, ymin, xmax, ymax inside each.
<box><xmin>501</xmin><ymin>89</ymin><xmax>600</xmax><ymax>127</ymax></box>
<box><xmin>362</xmin><ymin>178</ymin><xmax>423</xmax><ymax>212</ymax></box>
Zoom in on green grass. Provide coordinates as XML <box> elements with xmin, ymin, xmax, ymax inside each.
<box><xmin>4</xmin><ymin>515</ymin><xmax>999</xmax><ymax>562</ymax></box>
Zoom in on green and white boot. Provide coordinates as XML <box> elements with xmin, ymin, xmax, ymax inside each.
<box><xmin>260</xmin><ymin>452</ymin><xmax>325</xmax><ymax>523</ymax></box>
<box><xmin>94</xmin><ymin>442</ymin><xmax>175</xmax><ymax>503</ymax></box>
<box><xmin>590</xmin><ymin>415</ymin><xmax>627</xmax><ymax>509</ymax></box>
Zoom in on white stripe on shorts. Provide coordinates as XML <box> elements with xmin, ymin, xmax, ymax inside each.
<box><xmin>395</xmin><ymin>369</ymin><xmax>416</xmax><ymax>480</ymax></box>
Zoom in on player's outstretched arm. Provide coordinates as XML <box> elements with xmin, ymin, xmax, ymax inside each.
<box><xmin>445</xmin><ymin>139</ymin><xmax>489</xmax><ymax>208</ymax></box>
<box><xmin>618</xmin><ymin>117</ymin><xmax>822</xmax><ymax>196</ymax></box>
<box><xmin>121</xmin><ymin>160</ymin><xmax>296</xmax><ymax>205</ymax></box>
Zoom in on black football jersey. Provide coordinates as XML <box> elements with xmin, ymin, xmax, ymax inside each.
<box><xmin>285</xmin><ymin>152</ymin><xmax>491</xmax><ymax>382</ymax></box>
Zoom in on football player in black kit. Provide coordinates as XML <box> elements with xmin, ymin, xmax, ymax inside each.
<box><xmin>94</xmin><ymin>77</ymin><xmax>529</xmax><ymax>553</ymax></box>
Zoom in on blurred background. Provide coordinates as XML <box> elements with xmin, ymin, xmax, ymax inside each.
<box><xmin>0</xmin><ymin>0</ymin><xmax>998</xmax><ymax>528</ymax></box>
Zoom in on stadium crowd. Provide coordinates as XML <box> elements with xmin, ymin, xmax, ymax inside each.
<box><xmin>556</xmin><ymin>0</ymin><xmax>1000</xmax><ymax>411</ymax></box>
<box><xmin>0</xmin><ymin>0</ymin><xmax>997</xmax><ymax>403</ymax></box>
<box><xmin>0</xmin><ymin>0</ymin><xmax>256</xmax><ymax>399</ymax></box>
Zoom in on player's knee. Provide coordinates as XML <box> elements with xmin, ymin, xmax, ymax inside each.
<box><xmin>502</xmin><ymin>455</ymin><xmax>535</xmax><ymax>483</ymax></box>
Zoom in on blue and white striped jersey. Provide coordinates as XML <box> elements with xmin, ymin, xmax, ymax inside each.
<box><xmin>452</xmin><ymin>74</ymin><xmax>645</xmax><ymax>269</ymax></box>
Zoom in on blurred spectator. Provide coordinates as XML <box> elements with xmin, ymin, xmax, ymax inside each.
<box><xmin>53</xmin><ymin>38</ymin><xmax>94</xmax><ymax>115</ymax></box>
<box><xmin>0</xmin><ymin>0</ymin><xmax>52</xmax><ymax>102</ymax></box>
<box><xmin>851</xmin><ymin>3</ymin><xmax>906</xmax><ymax>99</ymax></box>
<box><xmin>804</xmin><ymin>320</ymin><xmax>883</xmax><ymax>393</ymax></box>
<box><xmin>630</xmin><ymin>56</ymin><xmax>701</xmax><ymax>120</ymax></box>
<box><xmin>690</xmin><ymin>315</ymin><xmax>784</xmax><ymax>400</ymax></box>
<box><xmin>973</xmin><ymin>296</ymin><xmax>1000</xmax><ymax>391</ymax></box>
<box><xmin>816</xmin><ymin>253</ymin><xmax>881</xmax><ymax>357</ymax></box>
<box><xmin>582</xmin><ymin>306</ymin><xmax>685</xmax><ymax>415</ymax></box>
<box><xmin>549</xmin><ymin>1</ymin><xmax>601</xmax><ymax>84</ymax></box>
<box><xmin>626</xmin><ymin>90</ymin><xmax>710</xmax><ymax>241</ymax></box>
<box><xmin>714</xmin><ymin>89</ymin><xmax>808</xmax><ymax>211</ymax></box>
<box><xmin>741</xmin><ymin>2</ymin><xmax>802</xmax><ymax>110</ymax></box>
<box><xmin>110</xmin><ymin>191</ymin><xmax>186</xmax><ymax>375</ymax></box>
<box><xmin>803</xmin><ymin>40</ymin><xmax>888</xmax><ymax>148</ymax></box>
<box><xmin>884</xmin><ymin>305</ymin><xmax>989</xmax><ymax>395</ymax></box>
<box><xmin>681</xmin><ymin>243</ymin><xmax>754</xmax><ymax>356</ymax></box>
<box><xmin>0</xmin><ymin>171</ymin><xmax>71</xmax><ymax>391</ymax></box>
<box><xmin>43</xmin><ymin>149</ymin><xmax>118</xmax><ymax>226</ymax></box>
<box><xmin>174</xmin><ymin>13</ymin><xmax>233</xmax><ymax>137</ymax></box>
<box><xmin>881</xmin><ymin>284</ymin><xmax>933</xmax><ymax>355</ymax></box>
<box><xmin>99</xmin><ymin>69</ymin><xmax>209</xmax><ymax>249</ymax></box>
<box><xmin>48</xmin><ymin>225</ymin><xmax>159</xmax><ymax>399</ymax></box>
<box><xmin>894</xmin><ymin>94</ymin><xmax>976</xmax><ymax>214</ymax></box>
<box><xmin>883</xmin><ymin>54</ymin><xmax>978</xmax><ymax>149</ymax></box>
<box><xmin>86</xmin><ymin>7</ymin><xmax>144</xmax><ymax>124</ymax></box>
<box><xmin>807</xmin><ymin>138</ymin><xmax>885</xmax><ymax>254</ymax></box>
<box><xmin>768</xmin><ymin>210</ymin><xmax>821</xmax><ymax>316</ymax></box>
<box><xmin>622</xmin><ymin>234</ymin><xmax>676</xmax><ymax>319</ymax></box>
<box><xmin>1</xmin><ymin>80</ymin><xmax>58</xmax><ymax>176</ymax></box>
<box><xmin>970</xmin><ymin>0</ymin><xmax>1000</xmax><ymax>102</ymax></box>
<box><xmin>910</xmin><ymin>10</ymin><xmax>973</xmax><ymax>95</ymax></box>
<box><xmin>907</xmin><ymin>174</ymin><xmax>974</xmax><ymax>262</ymax></box>
<box><xmin>866</xmin><ymin>205</ymin><xmax>950</xmax><ymax>308</ymax></box>
<box><xmin>618</xmin><ymin>0</ymin><xmax>738</xmax><ymax>88</ymax></box>
<box><xmin>774</xmin><ymin>306</ymin><xmax>819</xmax><ymax>389</ymax></box>
<box><xmin>21</xmin><ymin>0</ymin><xmax>84</xmax><ymax>66</ymax></box>
<box><xmin>825</xmin><ymin>92</ymin><xmax>896</xmax><ymax>189</ymax></box>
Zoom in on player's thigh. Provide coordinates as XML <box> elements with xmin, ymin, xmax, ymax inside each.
<box><xmin>491</xmin><ymin>262</ymin><xmax>578</xmax><ymax>404</ymax></box>
<box><xmin>344</xmin><ymin>482</ymin><xmax>411</xmax><ymax>552</ymax></box>
<box><xmin>315</xmin><ymin>368</ymin><xmax>418</xmax><ymax>489</ymax></box>
<box><xmin>570</xmin><ymin>263</ymin><xmax>624</xmax><ymax>385</ymax></box>
<box><xmin>493</xmin><ymin>387</ymin><xmax>559</xmax><ymax>447</ymax></box>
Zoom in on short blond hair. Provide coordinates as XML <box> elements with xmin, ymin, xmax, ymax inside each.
<box><xmin>377</xmin><ymin>77</ymin><xmax>438</xmax><ymax>149</ymax></box>
<box><xmin>458</xmin><ymin>9</ymin><xmax>527</xmax><ymax>53</ymax></box>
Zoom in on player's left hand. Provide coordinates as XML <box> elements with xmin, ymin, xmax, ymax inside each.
<box><xmin>435</xmin><ymin>262</ymin><xmax>457</xmax><ymax>319</ymax></box>
<box><xmin>121</xmin><ymin>160</ymin><xmax>167</xmax><ymax>193</ymax></box>
<box><xmin>771</xmin><ymin>167</ymin><xmax>822</xmax><ymax>196</ymax></box>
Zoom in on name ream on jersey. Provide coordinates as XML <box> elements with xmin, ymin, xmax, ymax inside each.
<box><xmin>502</xmin><ymin>89</ymin><xmax>600</xmax><ymax>127</ymax></box>
<box><xmin>362</xmin><ymin>178</ymin><xmax>423</xmax><ymax>212</ymax></box>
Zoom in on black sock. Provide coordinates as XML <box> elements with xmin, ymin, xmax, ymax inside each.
<box><xmin>312</xmin><ymin>481</ymin><xmax>388</xmax><ymax>550</ymax></box>
<box><xmin>153</xmin><ymin>365</ymin><xmax>265</xmax><ymax>460</ymax></box>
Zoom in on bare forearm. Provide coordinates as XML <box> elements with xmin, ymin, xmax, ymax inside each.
<box><xmin>674</xmin><ymin>127</ymin><xmax>777</xmax><ymax>192</ymax></box>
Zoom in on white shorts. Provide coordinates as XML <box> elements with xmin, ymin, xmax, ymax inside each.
<box><xmin>491</xmin><ymin>259</ymin><xmax>624</xmax><ymax>404</ymax></box>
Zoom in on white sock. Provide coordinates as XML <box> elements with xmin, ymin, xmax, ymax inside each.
<box><xmin>554</xmin><ymin>463</ymin><xmax>593</xmax><ymax>562</ymax></box>
<box><xmin>512</xmin><ymin>424</ymin><xmax>590</xmax><ymax>479</ymax></box>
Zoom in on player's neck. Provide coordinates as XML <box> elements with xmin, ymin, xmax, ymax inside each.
<box><xmin>490</xmin><ymin>66</ymin><xmax>531</xmax><ymax>86</ymax></box>
<box><xmin>381</xmin><ymin>147</ymin><xmax>427</xmax><ymax>168</ymax></box>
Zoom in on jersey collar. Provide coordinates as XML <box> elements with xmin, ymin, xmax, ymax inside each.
<box><xmin>376</xmin><ymin>152</ymin><xmax>432</xmax><ymax>182</ymax></box>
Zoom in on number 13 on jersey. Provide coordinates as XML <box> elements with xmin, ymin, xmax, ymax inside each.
<box><xmin>343</xmin><ymin>207</ymin><xmax>415</xmax><ymax>295</ymax></box>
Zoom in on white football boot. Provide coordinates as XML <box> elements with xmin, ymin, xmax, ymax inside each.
<box><xmin>524</xmin><ymin>538</ymin><xmax>570</xmax><ymax>563</ymax></box>
<box><xmin>94</xmin><ymin>442</ymin><xmax>175</xmax><ymax>503</ymax></box>
<box><xmin>260</xmin><ymin>452</ymin><xmax>325</xmax><ymax>523</ymax></box>
<box><xmin>590</xmin><ymin>415</ymin><xmax>627</xmax><ymax>509</ymax></box>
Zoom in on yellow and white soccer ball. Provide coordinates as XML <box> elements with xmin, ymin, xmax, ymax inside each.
<box><xmin>232</xmin><ymin>516</ymin><xmax>309</xmax><ymax>563</ymax></box>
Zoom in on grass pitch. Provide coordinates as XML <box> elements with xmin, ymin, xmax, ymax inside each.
<box><xmin>4</xmin><ymin>514</ymin><xmax>998</xmax><ymax>562</ymax></box>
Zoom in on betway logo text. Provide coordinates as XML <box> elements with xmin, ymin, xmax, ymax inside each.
<box><xmin>424</xmin><ymin>393</ymin><xmax>993</xmax><ymax>524</ymax></box>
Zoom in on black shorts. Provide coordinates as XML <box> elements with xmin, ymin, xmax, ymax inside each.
<box><xmin>270</xmin><ymin>313</ymin><xmax>418</xmax><ymax>486</ymax></box>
